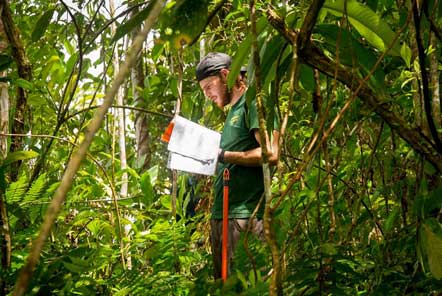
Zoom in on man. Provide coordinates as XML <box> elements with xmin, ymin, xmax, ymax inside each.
<box><xmin>196</xmin><ymin>52</ymin><xmax>279</xmax><ymax>279</ymax></box>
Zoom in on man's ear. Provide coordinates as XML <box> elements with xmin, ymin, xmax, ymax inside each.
<box><xmin>219</xmin><ymin>68</ymin><xmax>229</xmax><ymax>79</ymax></box>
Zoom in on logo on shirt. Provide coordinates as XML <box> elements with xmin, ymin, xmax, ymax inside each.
<box><xmin>229</xmin><ymin>115</ymin><xmax>240</xmax><ymax>125</ymax></box>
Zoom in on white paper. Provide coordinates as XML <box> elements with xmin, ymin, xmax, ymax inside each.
<box><xmin>167</xmin><ymin>116</ymin><xmax>220</xmax><ymax>176</ymax></box>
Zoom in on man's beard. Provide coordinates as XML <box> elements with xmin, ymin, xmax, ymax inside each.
<box><xmin>221</xmin><ymin>75</ymin><xmax>232</xmax><ymax>106</ymax></box>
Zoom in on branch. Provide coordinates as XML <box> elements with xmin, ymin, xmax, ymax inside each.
<box><xmin>266</xmin><ymin>8</ymin><xmax>442</xmax><ymax>172</ymax></box>
<box><xmin>58</xmin><ymin>0</ymin><xmax>84</xmax><ymax>120</ymax></box>
<box><xmin>63</xmin><ymin>104</ymin><xmax>173</xmax><ymax>123</ymax></box>
<box><xmin>251</xmin><ymin>1</ymin><xmax>281</xmax><ymax>295</ymax></box>
<box><xmin>298</xmin><ymin>0</ymin><xmax>325</xmax><ymax>48</ymax></box>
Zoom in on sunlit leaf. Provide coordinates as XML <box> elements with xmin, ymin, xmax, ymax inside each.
<box><xmin>160</xmin><ymin>0</ymin><xmax>210</xmax><ymax>49</ymax></box>
<box><xmin>2</xmin><ymin>150</ymin><xmax>39</xmax><ymax>167</ymax></box>
<box><xmin>5</xmin><ymin>175</ymin><xmax>27</xmax><ymax>203</ymax></box>
<box><xmin>400</xmin><ymin>42</ymin><xmax>412</xmax><ymax>68</ymax></box>
<box><xmin>160</xmin><ymin>194</ymin><xmax>171</xmax><ymax>210</ymax></box>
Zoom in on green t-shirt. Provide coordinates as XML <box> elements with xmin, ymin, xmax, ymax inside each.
<box><xmin>212</xmin><ymin>95</ymin><xmax>264</xmax><ymax>219</ymax></box>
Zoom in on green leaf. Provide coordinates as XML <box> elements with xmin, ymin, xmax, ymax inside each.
<box><xmin>169</xmin><ymin>0</ymin><xmax>209</xmax><ymax>49</ymax></box>
<box><xmin>64</xmin><ymin>40</ymin><xmax>75</xmax><ymax>56</ymax></box>
<box><xmin>113</xmin><ymin>3</ymin><xmax>155</xmax><ymax>42</ymax></box>
<box><xmin>323</xmin><ymin>0</ymin><xmax>405</xmax><ymax>57</ymax></box>
<box><xmin>160</xmin><ymin>194</ymin><xmax>171</xmax><ymax>210</ymax></box>
<box><xmin>315</xmin><ymin>24</ymin><xmax>385</xmax><ymax>91</ymax></box>
<box><xmin>0</xmin><ymin>54</ymin><xmax>13</xmax><ymax>71</ymax></box>
<box><xmin>140</xmin><ymin>171</ymin><xmax>154</xmax><ymax>207</ymax></box>
<box><xmin>420</xmin><ymin>219</ymin><xmax>442</xmax><ymax>279</ymax></box>
<box><xmin>63</xmin><ymin>256</ymin><xmax>90</xmax><ymax>273</ymax></box>
<box><xmin>384</xmin><ymin>207</ymin><xmax>400</xmax><ymax>233</ymax></box>
<box><xmin>27</xmin><ymin>93</ymin><xmax>46</xmax><ymax>107</ymax></box>
<box><xmin>260</xmin><ymin>35</ymin><xmax>286</xmax><ymax>88</ymax></box>
<box><xmin>299</xmin><ymin>64</ymin><xmax>315</xmax><ymax>92</ymax></box>
<box><xmin>1</xmin><ymin>150</ymin><xmax>39</xmax><ymax>167</ymax></box>
<box><xmin>417</xmin><ymin>185</ymin><xmax>442</xmax><ymax>219</ymax></box>
<box><xmin>5</xmin><ymin>175</ymin><xmax>27</xmax><ymax>203</ymax></box>
<box><xmin>0</xmin><ymin>168</ymin><xmax>5</xmax><ymax>193</ymax></box>
<box><xmin>228</xmin><ymin>16</ymin><xmax>268</xmax><ymax>89</ymax></box>
<box><xmin>23</xmin><ymin>173</ymin><xmax>47</xmax><ymax>205</ymax></box>
<box><xmin>236</xmin><ymin>270</ymin><xmax>248</xmax><ymax>289</ymax></box>
<box><xmin>400</xmin><ymin>42</ymin><xmax>412</xmax><ymax>68</ymax></box>
<box><xmin>15</xmin><ymin>78</ymin><xmax>34</xmax><ymax>91</ymax></box>
<box><xmin>151</xmin><ymin>43</ymin><xmax>165</xmax><ymax>62</ymax></box>
<box><xmin>228</xmin><ymin>35</ymin><xmax>251</xmax><ymax>89</ymax></box>
<box><xmin>321</xmin><ymin>243</ymin><xmax>338</xmax><ymax>256</ymax></box>
<box><xmin>32</xmin><ymin>9</ymin><xmax>55</xmax><ymax>42</ymax></box>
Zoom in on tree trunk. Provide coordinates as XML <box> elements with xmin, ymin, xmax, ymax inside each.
<box><xmin>429</xmin><ymin>32</ymin><xmax>440</xmax><ymax>128</ymax></box>
<box><xmin>0</xmin><ymin>79</ymin><xmax>7</xmax><ymax>158</ymax></box>
<box><xmin>0</xmin><ymin>14</ymin><xmax>11</xmax><ymax>296</ymax></box>
<box><xmin>130</xmin><ymin>5</ymin><xmax>150</xmax><ymax>173</ymax></box>
<box><xmin>0</xmin><ymin>16</ymin><xmax>7</xmax><ymax>159</ymax></box>
<box><xmin>0</xmin><ymin>0</ymin><xmax>31</xmax><ymax>181</ymax></box>
<box><xmin>409</xmin><ymin>22</ymin><xmax>424</xmax><ymax>128</ymax></box>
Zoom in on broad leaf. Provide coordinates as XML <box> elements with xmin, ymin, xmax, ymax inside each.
<box><xmin>323</xmin><ymin>0</ymin><xmax>406</xmax><ymax>57</ymax></box>
<box><xmin>113</xmin><ymin>2</ymin><xmax>155</xmax><ymax>42</ymax></box>
<box><xmin>419</xmin><ymin>219</ymin><xmax>442</xmax><ymax>279</ymax></box>
<box><xmin>27</xmin><ymin>93</ymin><xmax>46</xmax><ymax>107</ymax></box>
<box><xmin>140</xmin><ymin>171</ymin><xmax>154</xmax><ymax>207</ymax></box>
<box><xmin>158</xmin><ymin>0</ymin><xmax>211</xmax><ymax>49</ymax></box>
<box><xmin>228</xmin><ymin>35</ymin><xmax>251</xmax><ymax>89</ymax></box>
<box><xmin>1</xmin><ymin>150</ymin><xmax>39</xmax><ymax>168</ymax></box>
<box><xmin>228</xmin><ymin>16</ymin><xmax>268</xmax><ymax>89</ymax></box>
<box><xmin>32</xmin><ymin>8</ymin><xmax>55</xmax><ymax>42</ymax></box>
<box><xmin>315</xmin><ymin>24</ymin><xmax>386</xmax><ymax>91</ymax></box>
<box><xmin>16</xmin><ymin>78</ymin><xmax>34</xmax><ymax>91</ymax></box>
<box><xmin>384</xmin><ymin>207</ymin><xmax>400</xmax><ymax>233</ymax></box>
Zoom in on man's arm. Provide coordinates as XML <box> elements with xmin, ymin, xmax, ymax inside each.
<box><xmin>221</xmin><ymin>129</ymin><xmax>280</xmax><ymax>167</ymax></box>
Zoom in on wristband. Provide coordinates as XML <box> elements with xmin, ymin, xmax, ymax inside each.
<box><xmin>218</xmin><ymin>149</ymin><xmax>226</xmax><ymax>163</ymax></box>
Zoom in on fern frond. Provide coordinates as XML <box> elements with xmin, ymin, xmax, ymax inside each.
<box><xmin>24</xmin><ymin>173</ymin><xmax>47</xmax><ymax>203</ymax></box>
<box><xmin>5</xmin><ymin>175</ymin><xmax>27</xmax><ymax>204</ymax></box>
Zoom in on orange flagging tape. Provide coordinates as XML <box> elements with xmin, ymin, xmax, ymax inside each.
<box><xmin>161</xmin><ymin>121</ymin><xmax>175</xmax><ymax>143</ymax></box>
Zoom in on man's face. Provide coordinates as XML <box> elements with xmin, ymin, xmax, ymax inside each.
<box><xmin>199</xmin><ymin>72</ymin><xmax>229</xmax><ymax>109</ymax></box>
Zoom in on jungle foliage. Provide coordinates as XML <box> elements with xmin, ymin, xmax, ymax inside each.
<box><xmin>0</xmin><ymin>0</ymin><xmax>442</xmax><ymax>295</ymax></box>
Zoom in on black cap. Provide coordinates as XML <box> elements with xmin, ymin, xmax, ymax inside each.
<box><xmin>196</xmin><ymin>52</ymin><xmax>231</xmax><ymax>82</ymax></box>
